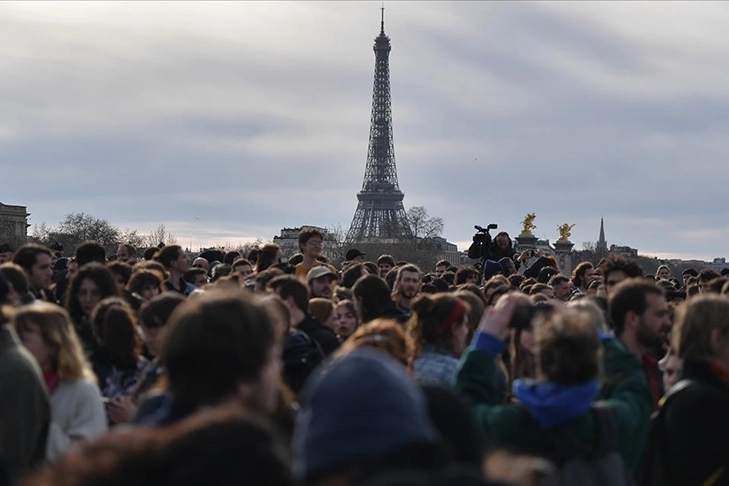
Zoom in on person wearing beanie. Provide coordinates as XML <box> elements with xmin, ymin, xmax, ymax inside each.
<box><xmin>482</xmin><ymin>260</ymin><xmax>504</xmax><ymax>282</ymax></box>
<box><xmin>293</xmin><ymin>347</ymin><xmax>443</xmax><ymax>485</ymax></box>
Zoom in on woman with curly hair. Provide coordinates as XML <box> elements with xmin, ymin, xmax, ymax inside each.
<box><xmin>407</xmin><ymin>293</ymin><xmax>470</xmax><ymax>386</ymax></box>
<box><xmin>14</xmin><ymin>303</ymin><xmax>107</xmax><ymax>461</ymax></box>
<box><xmin>64</xmin><ymin>263</ymin><xmax>119</xmax><ymax>354</ymax></box>
<box><xmin>89</xmin><ymin>297</ymin><xmax>147</xmax><ymax>424</ymax></box>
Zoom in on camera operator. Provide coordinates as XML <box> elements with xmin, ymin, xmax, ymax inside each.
<box><xmin>468</xmin><ymin>226</ymin><xmax>519</xmax><ymax>270</ymax></box>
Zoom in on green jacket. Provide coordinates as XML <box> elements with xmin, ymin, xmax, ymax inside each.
<box><xmin>454</xmin><ymin>333</ymin><xmax>653</xmax><ymax>470</ymax></box>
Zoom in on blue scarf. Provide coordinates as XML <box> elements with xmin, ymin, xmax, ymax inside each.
<box><xmin>512</xmin><ymin>379</ymin><xmax>600</xmax><ymax>429</ymax></box>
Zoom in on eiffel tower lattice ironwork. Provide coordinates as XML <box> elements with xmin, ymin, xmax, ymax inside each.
<box><xmin>345</xmin><ymin>9</ymin><xmax>413</xmax><ymax>244</ymax></box>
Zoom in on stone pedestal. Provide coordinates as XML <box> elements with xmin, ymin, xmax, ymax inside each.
<box><xmin>515</xmin><ymin>234</ymin><xmax>538</xmax><ymax>251</ymax></box>
<box><xmin>554</xmin><ymin>240</ymin><xmax>575</xmax><ymax>276</ymax></box>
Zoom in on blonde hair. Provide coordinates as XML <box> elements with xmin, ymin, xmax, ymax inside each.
<box><xmin>673</xmin><ymin>294</ymin><xmax>729</xmax><ymax>361</ymax></box>
<box><xmin>13</xmin><ymin>302</ymin><xmax>95</xmax><ymax>382</ymax></box>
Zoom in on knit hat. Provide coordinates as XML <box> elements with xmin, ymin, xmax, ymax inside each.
<box><xmin>293</xmin><ymin>347</ymin><xmax>438</xmax><ymax>481</ymax></box>
<box><xmin>483</xmin><ymin>260</ymin><xmax>504</xmax><ymax>281</ymax></box>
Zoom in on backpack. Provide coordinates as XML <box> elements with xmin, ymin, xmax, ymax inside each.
<box><xmin>542</xmin><ymin>402</ymin><xmax>636</xmax><ymax>486</ymax></box>
<box><xmin>282</xmin><ymin>329</ymin><xmax>325</xmax><ymax>394</ymax></box>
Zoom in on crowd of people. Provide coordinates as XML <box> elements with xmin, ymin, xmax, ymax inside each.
<box><xmin>0</xmin><ymin>227</ymin><xmax>727</xmax><ymax>486</ymax></box>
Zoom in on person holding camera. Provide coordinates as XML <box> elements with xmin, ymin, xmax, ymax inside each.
<box><xmin>454</xmin><ymin>293</ymin><xmax>653</xmax><ymax>474</ymax></box>
<box><xmin>468</xmin><ymin>227</ymin><xmax>519</xmax><ymax>272</ymax></box>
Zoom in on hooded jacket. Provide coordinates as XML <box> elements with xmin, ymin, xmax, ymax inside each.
<box><xmin>454</xmin><ymin>332</ymin><xmax>653</xmax><ymax>471</ymax></box>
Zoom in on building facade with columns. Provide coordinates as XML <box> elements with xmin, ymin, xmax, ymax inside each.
<box><xmin>0</xmin><ymin>202</ymin><xmax>29</xmax><ymax>249</ymax></box>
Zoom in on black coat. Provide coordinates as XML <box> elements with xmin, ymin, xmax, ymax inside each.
<box><xmin>640</xmin><ymin>360</ymin><xmax>729</xmax><ymax>486</ymax></box>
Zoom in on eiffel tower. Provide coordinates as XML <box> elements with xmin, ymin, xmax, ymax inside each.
<box><xmin>345</xmin><ymin>8</ymin><xmax>413</xmax><ymax>244</ymax></box>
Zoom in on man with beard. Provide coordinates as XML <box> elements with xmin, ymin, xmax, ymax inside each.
<box><xmin>393</xmin><ymin>264</ymin><xmax>421</xmax><ymax>316</ymax></box>
<box><xmin>609</xmin><ymin>279</ymin><xmax>671</xmax><ymax>408</ymax></box>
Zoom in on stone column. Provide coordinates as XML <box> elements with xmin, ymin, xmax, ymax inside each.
<box><xmin>554</xmin><ymin>240</ymin><xmax>575</xmax><ymax>276</ymax></box>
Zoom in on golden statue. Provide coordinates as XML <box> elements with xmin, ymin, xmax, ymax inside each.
<box><xmin>520</xmin><ymin>213</ymin><xmax>537</xmax><ymax>236</ymax></box>
<box><xmin>557</xmin><ymin>223</ymin><xmax>575</xmax><ymax>241</ymax></box>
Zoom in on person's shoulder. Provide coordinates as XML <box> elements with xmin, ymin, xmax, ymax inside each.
<box><xmin>61</xmin><ymin>378</ymin><xmax>101</xmax><ymax>395</ymax></box>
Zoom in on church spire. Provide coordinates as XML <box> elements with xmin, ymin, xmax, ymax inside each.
<box><xmin>597</xmin><ymin>217</ymin><xmax>607</xmax><ymax>253</ymax></box>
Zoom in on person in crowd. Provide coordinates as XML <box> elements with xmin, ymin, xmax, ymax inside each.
<box><xmin>1</xmin><ymin>262</ymin><xmax>33</xmax><ymax>305</ymax></box>
<box><xmin>655</xmin><ymin>265</ymin><xmax>671</xmax><ymax>281</ymax></box>
<box><xmin>609</xmin><ymin>279</ymin><xmax>671</xmax><ymax>407</ymax></box>
<box><xmin>658</xmin><ymin>348</ymin><xmax>683</xmax><ymax>393</ymax></box>
<box><xmin>23</xmin><ymin>406</ymin><xmax>293</xmax><ymax>486</ymax></box>
<box><xmin>377</xmin><ymin>254</ymin><xmax>396</xmax><ymax>278</ymax></box>
<box><xmin>13</xmin><ymin>303</ymin><xmax>107</xmax><ymax>462</ymax></box>
<box><xmin>308</xmin><ymin>266</ymin><xmax>337</xmax><ymax>300</ymax></box>
<box><xmin>407</xmin><ymin>294</ymin><xmax>470</xmax><ymax>386</ymax></box>
<box><xmin>154</xmin><ymin>245</ymin><xmax>194</xmax><ymax>296</ymax></box>
<box><xmin>345</xmin><ymin>249</ymin><xmax>366</xmax><ymax>265</ymax></box>
<box><xmin>548</xmin><ymin>274</ymin><xmax>571</xmax><ymax>301</ymax></box>
<box><xmin>190</xmin><ymin>256</ymin><xmax>210</xmax><ymax>274</ymax></box>
<box><xmin>392</xmin><ymin>264</ymin><xmax>421</xmax><ymax>315</ymax></box>
<box><xmin>65</xmin><ymin>263</ymin><xmax>119</xmax><ymax>354</ymax></box>
<box><xmin>352</xmin><ymin>274</ymin><xmax>407</xmax><ymax>324</ymax></box>
<box><xmin>293</xmin><ymin>347</ymin><xmax>445</xmax><ymax>486</ymax></box>
<box><xmin>294</xmin><ymin>229</ymin><xmax>336</xmax><ymax>280</ymax></box>
<box><xmin>309</xmin><ymin>298</ymin><xmax>336</xmax><ymax>331</ymax></box>
<box><xmin>115</xmin><ymin>244</ymin><xmax>138</xmax><ymax>264</ymax></box>
<box><xmin>75</xmin><ymin>241</ymin><xmax>106</xmax><ymax>267</ymax></box>
<box><xmin>455</xmin><ymin>294</ymin><xmax>653</xmax><ymax>473</ymax></box>
<box><xmin>126</xmin><ymin>269</ymin><xmax>163</xmax><ymax>303</ymax></box>
<box><xmin>255</xmin><ymin>243</ymin><xmax>284</xmax><ymax>274</ymax></box>
<box><xmin>107</xmin><ymin>261</ymin><xmax>140</xmax><ymax>310</ymax></box>
<box><xmin>570</xmin><ymin>261</ymin><xmax>595</xmax><ymax>295</ymax></box>
<box><xmin>0</xmin><ymin>275</ymin><xmax>50</xmax><ymax>482</ymax></box>
<box><xmin>640</xmin><ymin>295</ymin><xmax>729</xmax><ymax>486</ymax></box>
<box><xmin>340</xmin><ymin>263</ymin><xmax>369</xmax><ymax>289</ymax></box>
<box><xmin>333</xmin><ymin>299</ymin><xmax>360</xmax><ymax>342</ymax></box>
<box><xmin>231</xmin><ymin>258</ymin><xmax>254</xmax><ymax>278</ymax></box>
<box><xmin>0</xmin><ymin>243</ymin><xmax>13</xmax><ymax>264</ymax></box>
<box><xmin>600</xmin><ymin>255</ymin><xmax>644</xmax><ymax>296</ymax></box>
<box><xmin>697</xmin><ymin>269</ymin><xmax>720</xmax><ymax>294</ymax></box>
<box><xmin>89</xmin><ymin>298</ymin><xmax>147</xmax><ymax>423</ymax></box>
<box><xmin>680</xmin><ymin>268</ymin><xmax>698</xmax><ymax>290</ymax></box>
<box><xmin>183</xmin><ymin>267</ymin><xmax>208</xmax><ymax>289</ymax></box>
<box><xmin>134</xmin><ymin>293</ymin><xmax>186</xmax><ymax>393</ymax></box>
<box><xmin>434</xmin><ymin>260</ymin><xmax>450</xmax><ymax>278</ymax></box>
<box><xmin>134</xmin><ymin>289</ymin><xmax>281</xmax><ymax>426</ymax></box>
<box><xmin>268</xmin><ymin>275</ymin><xmax>339</xmax><ymax>356</ymax></box>
<box><xmin>13</xmin><ymin>243</ymin><xmax>56</xmax><ymax>303</ymax></box>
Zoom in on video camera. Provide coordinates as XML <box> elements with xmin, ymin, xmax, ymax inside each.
<box><xmin>468</xmin><ymin>224</ymin><xmax>498</xmax><ymax>263</ymax></box>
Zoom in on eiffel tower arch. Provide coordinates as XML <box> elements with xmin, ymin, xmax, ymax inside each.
<box><xmin>345</xmin><ymin>9</ymin><xmax>413</xmax><ymax>245</ymax></box>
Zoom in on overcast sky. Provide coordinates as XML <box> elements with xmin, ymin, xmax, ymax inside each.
<box><xmin>2</xmin><ymin>1</ymin><xmax>729</xmax><ymax>260</ymax></box>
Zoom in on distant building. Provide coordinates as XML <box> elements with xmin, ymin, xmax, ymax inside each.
<box><xmin>273</xmin><ymin>225</ymin><xmax>337</xmax><ymax>257</ymax></box>
<box><xmin>0</xmin><ymin>202</ymin><xmax>29</xmax><ymax>248</ymax></box>
<box><xmin>431</xmin><ymin>237</ymin><xmax>460</xmax><ymax>265</ymax></box>
<box><xmin>610</xmin><ymin>245</ymin><xmax>639</xmax><ymax>258</ymax></box>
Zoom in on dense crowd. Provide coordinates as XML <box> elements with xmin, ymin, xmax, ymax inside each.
<box><xmin>0</xmin><ymin>227</ymin><xmax>727</xmax><ymax>486</ymax></box>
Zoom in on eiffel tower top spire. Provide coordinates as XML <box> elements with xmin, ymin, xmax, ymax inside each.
<box><xmin>380</xmin><ymin>3</ymin><xmax>385</xmax><ymax>35</ymax></box>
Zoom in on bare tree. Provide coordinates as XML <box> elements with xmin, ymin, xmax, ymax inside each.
<box><xmin>143</xmin><ymin>224</ymin><xmax>177</xmax><ymax>248</ymax></box>
<box><xmin>52</xmin><ymin>213</ymin><xmax>121</xmax><ymax>254</ymax></box>
<box><xmin>407</xmin><ymin>206</ymin><xmax>444</xmax><ymax>240</ymax></box>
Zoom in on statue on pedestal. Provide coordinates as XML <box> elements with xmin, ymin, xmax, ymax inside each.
<box><xmin>557</xmin><ymin>223</ymin><xmax>575</xmax><ymax>242</ymax></box>
<box><xmin>520</xmin><ymin>213</ymin><xmax>536</xmax><ymax>236</ymax></box>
